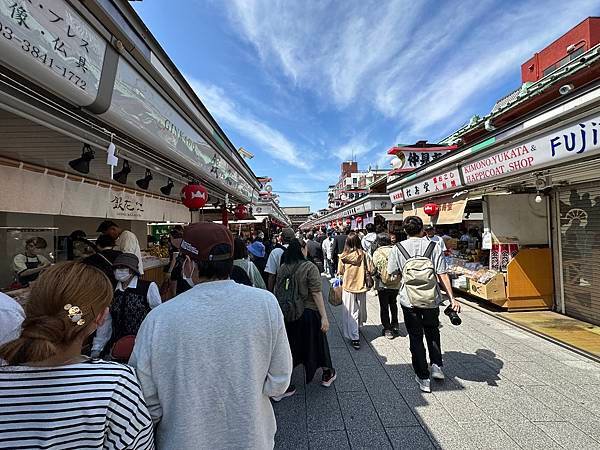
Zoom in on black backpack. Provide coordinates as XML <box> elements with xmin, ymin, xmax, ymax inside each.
<box><xmin>274</xmin><ymin>262</ymin><xmax>306</xmax><ymax>322</ymax></box>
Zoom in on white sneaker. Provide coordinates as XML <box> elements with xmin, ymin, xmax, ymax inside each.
<box><xmin>415</xmin><ymin>375</ymin><xmax>431</xmax><ymax>393</ymax></box>
<box><xmin>431</xmin><ymin>364</ymin><xmax>445</xmax><ymax>380</ymax></box>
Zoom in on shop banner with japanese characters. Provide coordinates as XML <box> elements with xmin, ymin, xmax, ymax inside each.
<box><xmin>461</xmin><ymin>112</ymin><xmax>600</xmax><ymax>185</ymax></box>
<box><xmin>0</xmin><ymin>0</ymin><xmax>106</xmax><ymax>106</ymax></box>
<box><xmin>402</xmin><ymin>168</ymin><xmax>462</xmax><ymax>201</ymax></box>
<box><xmin>392</xmin><ymin>150</ymin><xmax>452</xmax><ymax>172</ymax></box>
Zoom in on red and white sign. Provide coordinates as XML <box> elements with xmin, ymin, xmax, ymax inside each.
<box><xmin>461</xmin><ymin>113</ymin><xmax>600</xmax><ymax>185</ymax></box>
<box><xmin>402</xmin><ymin>169</ymin><xmax>462</xmax><ymax>201</ymax></box>
<box><xmin>389</xmin><ymin>189</ymin><xmax>405</xmax><ymax>204</ymax></box>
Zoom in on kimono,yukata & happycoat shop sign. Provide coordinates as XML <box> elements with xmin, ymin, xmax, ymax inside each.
<box><xmin>461</xmin><ymin>112</ymin><xmax>600</xmax><ymax>185</ymax></box>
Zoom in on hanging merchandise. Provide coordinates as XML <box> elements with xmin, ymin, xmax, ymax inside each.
<box><xmin>181</xmin><ymin>182</ymin><xmax>208</xmax><ymax>211</ymax></box>
<box><xmin>234</xmin><ymin>204</ymin><xmax>248</xmax><ymax>220</ymax></box>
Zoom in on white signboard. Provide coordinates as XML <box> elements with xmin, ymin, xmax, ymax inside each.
<box><xmin>101</xmin><ymin>59</ymin><xmax>255</xmax><ymax>202</ymax></box>
<box><xmin>403</xmin><ymin>168</ymin><xmax>462</xmax><ymax>201</ymax></box>
<box><xmin>0</xmin><ymin>0</ymin><xmax>106</xmax><ymax>106</ymax></box>
<box><xmin>364</xmin><ymin>199</ymin><xmax>391</xmax><ymax>211</ymax></box>
<box><xmin>392</xmin><ymin>150</ymin><xmax>452</xmax><ymax>172</ymax></box>
<box><xmin>389</xmin><ymin>189</ymin><xmax>404</xmax><ymax>204</ymax></box>
<box><xmin>461</xmin><ymin>113</ymin><xmax>600</xmax><ymax>185</ymax></box>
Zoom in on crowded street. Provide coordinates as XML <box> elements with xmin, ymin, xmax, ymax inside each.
<box><xmin>274</xmin><ymin>291</ymin><xmax>600</xmax><ymax>449</ymax></box>
<box><xmin>2</xmin><ymin>1</ymin><xmax>600</xmax><ymax>449</ymax></box>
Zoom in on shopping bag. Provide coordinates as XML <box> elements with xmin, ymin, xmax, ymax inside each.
<box><xmin>328</xmin><ymin>277</ymin><xmax>343</xmax><ymax>307</ymax></box>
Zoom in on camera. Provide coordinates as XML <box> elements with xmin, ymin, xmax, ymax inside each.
<box><xmin>444</xmin><ymin>305</ymin><xmax>462</xmax><ymax>326</ymax></box>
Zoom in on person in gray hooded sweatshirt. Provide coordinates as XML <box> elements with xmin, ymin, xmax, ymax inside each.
<box><xmin>361</xmin><ymin>223</ymin><xmax>378</xmax><ymax>257</ymax></box>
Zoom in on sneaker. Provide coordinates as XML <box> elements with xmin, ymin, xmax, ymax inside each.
<box><xmin>384</xmin><ymin>329</ymin><xmax>394</xmax><ymax>340</ymax></box>
<box><xmin>415</xmin><ymin>375</ymin><xmax>431</xmax><ymax>393</ymax></box>
<box><xmin>272</xmin><ymin>385</ymin><xmax>296</xmax><ymax>402</ymax></box>
<box><xmin>431</xmin><ymin>364</ymin><xmax>445</xmax><ymax>380</ymax></box>
<box><xmin>321</xmin><ymin>369</ymin><xmax>337</xmax><ymax>387</ymax></box>
<box><xmin>351</xmin><ymin>340</ymin><xmax>360</xmax><ymax>350</ymax></box>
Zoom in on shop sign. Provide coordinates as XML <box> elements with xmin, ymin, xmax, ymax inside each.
<box><xmin>101</xmin><ymin>59</ymin><xmax>255</xmax><ymax>202</ymax></box>
<box><xmin>254</xmin><ymin>204</ymin><xmax>272</xmax><ymax>216</ymax></box>
<box><xmin>389</xmin><ymin>189</ymin><xmax>404</xmax><ymax>204</ymax></box>
<box><xmin>109</xmin><ymin>192</ymin><xmax>144</xmax><ymax>219</ymax></box>
<box><xmin>0</xmin><ymin>0</ymin><xmax>105</xmax><ymax>106</ymax></box>
<box><xmin>461</xmin><ymin>113</ymin><xmax>600</xmax><ymax>185</ymax></box>
<box><xmin>392</xmin><ymin>150</ymin><xmax>452</xmax><ymax>172</ymax></box>
<box><xmin>402</xmin><ymin>169</ymin><xmax>462</xmax><ymax>201</ymax></box>
<box><xmin>363</xmin><ymin>199</ymin><xmax>391</xmax><ymax>212</ymax></box>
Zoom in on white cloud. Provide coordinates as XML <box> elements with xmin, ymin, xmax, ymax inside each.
<box><xmin>333</xmin><ymin>133</ymin><xmax>378</xmax><ymax>161</ymax></box>
<box><xmin>224</xmin><ymin>0</ymin><xmax>600</xmax><ymax>138</ymax></box>
<box><xmin>186</xmin><ymin>76</ymin><xmax>309</xmax><ymax>170</ymax></box>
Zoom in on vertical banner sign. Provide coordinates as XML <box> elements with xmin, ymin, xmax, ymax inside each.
<box><xmin>0</xmin><ymin>0</ymin><xmax>106</xmax><ymax>106</ymax></box>
<box><xmin>461</xmin><ymin>113</ymin><xmax>600</xmax><ymax>185</ymax></box>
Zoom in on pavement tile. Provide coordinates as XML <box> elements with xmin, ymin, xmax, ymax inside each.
<box><xmin>386</xmin><ymin>426</ymin><xmax>435</xmax><ymax>449</ymax></box>
<box><xmin>337</xmin><ymin>390</ymin><xmax>381</xmax><ymax>429</ymax></box>
<box><xmin>308</xmin><ymin>430</ymin><xmax>350</xmax><ymax>450</ymax></box>
<box><xmin>462</xmin><ymin>421</ymin><xmax>519</xmax><ymax>449</ymax></box>
<box><xmin>346</xmin><ymin>426</ymin><xmax>392</xmax><ymax>449</ymax></box>
<box><xmin>305</xmin><ymin>383</ymin><xmax>345</xmax><ymax>432</ymax></box>
<box><xmin>495</xmin><ymin>418</ymin><xmax>563</xmax><ymax>450</ymax></box>
<box><xmin>537</xmin><ymin>421</ymin><xmax>600</xmax><ymax>449</ymax></box>
<box><xmin>369</xmin><ymin>390</ymin><xmax>419</xmax><ymax>428</ymax></box>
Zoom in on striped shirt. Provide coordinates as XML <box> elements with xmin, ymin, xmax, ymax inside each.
<box><xmin>0</xmin><ymin>359</ymin><xmax>154</xmax><ymax>450</ymax></box>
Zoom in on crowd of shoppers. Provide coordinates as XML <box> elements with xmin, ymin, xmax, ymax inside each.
<box><xmin>0</xmin><ymin>215</ymin><xmax>462</xmax><ymax>448</ymax></box>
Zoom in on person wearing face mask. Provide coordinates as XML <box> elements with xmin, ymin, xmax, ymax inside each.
<box><xmin>90</xmin><ymin>253</ymin><xmax>161</xmax><ymax>360</ymax></box>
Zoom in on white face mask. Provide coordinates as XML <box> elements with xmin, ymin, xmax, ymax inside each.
<box><xmin>182</xmin><ymin>258</ymin><xmax>195</xmax><ymax>287</ymax></box>
<box><xmin>114</xmin><ymin>269</ymin><xmax>131</xmax><ymax>282</ymax></box>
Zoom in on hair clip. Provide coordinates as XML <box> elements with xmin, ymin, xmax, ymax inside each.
<box><xmin>63</xmin><ymin>304</ymin><xmax>86</xmax><ymax>326</ymax></box>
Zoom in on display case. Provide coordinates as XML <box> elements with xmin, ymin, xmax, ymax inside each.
<box><xmin>0</xmin><ymin>227</ymin><xmax>57</xmax><ymax>291</ymax></box>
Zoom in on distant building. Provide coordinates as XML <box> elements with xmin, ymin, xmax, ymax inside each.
<box><xmin>328</xmin><ymin>161</ymin><xmax>387</xmax><ymax>209</ymax></box>
<box><xmin>281</xmin><ymin>206</ymin><xmax>311</xmax><ymax>228</ymax></box>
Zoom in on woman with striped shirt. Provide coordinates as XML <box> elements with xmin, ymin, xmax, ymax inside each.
<box><xmin>0</xmin><ymin>261</ymin><xmax>154</xmax><ymax>450</ymax></box>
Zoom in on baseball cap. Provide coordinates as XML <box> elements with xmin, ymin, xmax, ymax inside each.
<box><xmin>180</xmin><ymin>223</ymin><xmax>234</xmax><ymax>262</ymax></box>
<box><xmin>280</xmin><ymin>227</ymin><xmax>295</xmax><ymax>243</ymax></box>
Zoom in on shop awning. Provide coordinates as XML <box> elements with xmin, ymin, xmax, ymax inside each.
<box><xmin>377</xmin><ymin>212</ymin><xmax>404</xmax><ymax>222</ymax></box>
<box><xmin>404</xmin><ymin>198</ymin><xmax>468</xmax><ymax>226</ymax></box>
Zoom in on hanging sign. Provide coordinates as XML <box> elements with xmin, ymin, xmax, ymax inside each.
<box><xmin>389</xmin><ymin>149</ymin><xmax>453</xmax><ymax>173</ymax></box>
<box><xmin>389</xmin><ymin>189</ymin><xmax>404</xmax><ymax>204</ymax></box>
<box><xmin>402</xmin><ymin>168</ymin><xmax>462</xmax><ymax>201</ymax></box>
<box><xmin>461</xmin><ymin>113</ymin><xmax>600</xmax><ymax>185</ymax></box>
<box><xmin>0</xmin><ymin>0</ymin><xmax>106</xmax><ymax>106</ymax></box>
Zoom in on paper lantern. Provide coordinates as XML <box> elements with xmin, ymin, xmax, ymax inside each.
<box><xmin>356</xmin><ymin>216</ymin><xmax>363</xmax><ymax>223</ymax></box>
<box><xmin>181</xmin><ymin>183</ymin><xmax>208</xmax><ymax>210</ymax></box>
<box><xmin>424</xmin><ymin>203</ymin><xmax>440</xmax><ymax>216</ymax></box>
<box><xmin>345</xmin><ymin>218</ymin><xmax>351</xmax><ymax>225</ymax></box>
<box><xmin>234</xmin><ymin>204</ymin><xmax>248</xmax><ymax>220</ymax></box>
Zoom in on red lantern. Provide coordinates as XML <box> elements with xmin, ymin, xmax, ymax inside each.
<box><xmin>356</xmin><ymin>216</ymin><xmax>363</xmax><ymax>224</ymax></box>
<box><xmin>181</xmin><ymin>183</ymin><xmax>208</xmax><ymax>210</ymax></box>
<box><xmin>424</xmin><ymin>203</ymin><xmax>440</xmax><ymax>216</ymax></box>
<box><xmin>345</xmin><ymin>218</ymin><xmax>351</xmax><ymax>225</ymax></box>
<box><xmin>234</xmin><ymin>204</ymin><xmax>248</xmax><ymax>220</ymax></box>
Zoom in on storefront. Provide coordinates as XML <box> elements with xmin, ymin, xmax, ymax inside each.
<box><xmin>387</xmin><ymin>76</ymin><xmax>600</xmax><ymax>322</ymax></box>
<box><xmin>0</xmin><ymin>1</ymin><xmax>260</xmax><ymax>294</ymax></box>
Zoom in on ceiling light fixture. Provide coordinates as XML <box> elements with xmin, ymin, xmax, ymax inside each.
<box><xmin>136</xmin><ymin>169</ymin><xmax>153</xmax><ymax>190</ymax></box>
<box><xmin>113</xmin><ymin>160</ymin><xmax>131</xmax><ymax>184</ymax></box>
<box><xmin>160</xmin><ymin>178</ymin><xmax>174</xmax><ymax>196</ymax></box>
<box><xmin>68</xmin><ymin>144</ymin><xmax>95</xmax><ymax>174</ymax></box>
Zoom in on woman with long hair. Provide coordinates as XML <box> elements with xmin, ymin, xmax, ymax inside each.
<box><xmin>0</xmin><ymin>262</ymin><xmax>154</xmax><ymax>449</ymax></box>
<box><xmin>273</xmin><ymin>239</ymin><xmax>336</xmax><ymax>401</ymax></box>
<box><xmin>338</xmin><ymin>232</ymin><xmax>374</xmax><ymax>350</ymax></box>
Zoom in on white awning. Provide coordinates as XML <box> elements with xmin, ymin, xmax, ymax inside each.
<box><xmin>376</xmin><ymin>212</ymin><xmax>404</xmax><ymax>221</ymax></box>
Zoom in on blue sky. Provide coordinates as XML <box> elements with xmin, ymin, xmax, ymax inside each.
<box><xmin>133</xmin><ymin>0</ymin><xmax>600</xmax><ymax>211</ymax></box>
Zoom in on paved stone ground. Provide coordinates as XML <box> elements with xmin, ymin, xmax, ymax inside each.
<box><xmin>273</xmin><ymin>289</ymin><xmax>600</xmax><ymax>449</ymax></box>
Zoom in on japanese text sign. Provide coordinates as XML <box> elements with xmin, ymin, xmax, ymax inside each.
<box><xmin>0</xmin><ymin>0</ymin><xmax>106</xmax><ymax>106</ymax></box>
<box><xmin>389</xmin><ymin>189</ymin><xmax>404</xmax><ymax>204</ymax></box>
<box><xmin>461</xmin><ymin>113</ymin><xmax>600</xmax><ymax>185</ymax></box>
<box><xmin>402</xmin><ymin>169</ymin><xmax>462</xmax><ymax>201</ymax></box>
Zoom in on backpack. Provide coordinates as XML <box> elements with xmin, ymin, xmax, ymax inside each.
<box><xmin>372</xmin><ymin>246</ymin><xmax>398</xmax><ymax>287</ymax></box>
<box><xmin>397</xmin><ymin>241</ymin><xmax>438</xmax><ymax>308</ymax></box>
<box><xmin>274</xmin><ymin>262</ymin><xmax>306</xmax><ymax>322</ymax></box>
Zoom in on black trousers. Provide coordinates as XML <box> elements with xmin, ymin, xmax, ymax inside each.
<box><xmin>377</xmin><ymin>289</ymin><xmax>399</xmax><ymax>330</ymax></box>
<box><xmin>401</xmin><ymin>306</ymin><xmax>442</xmax><ymax>379</ymax></box>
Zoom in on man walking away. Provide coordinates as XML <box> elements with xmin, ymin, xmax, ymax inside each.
<box><xmin>129</xmin><ymin>223</ymin><xmax>292</xmax><ymax>450</ymax></box>
<box><xmin>305</xmin><ymin>232</ymin><xmax>324</xmax><ymax>274</ymax></box>
<box><xmin>321</xmin><ymin>230</ymin><xmax>336</xmax><ymax>278</ymax></box>
<box><xmin>333</xmin><ymin>226</ymin><xmax>350</xmax><ymax>271</ymax></box>
<box><xmin>372</xmin><ymin>233</ymin><xmax>401</xmax><ymax>339</ymax></box>
<box><xmin>97</xmin><ymin>220</ymin><xmax>144</xmax><ymax>274</ymax></box>
<box><xmin>361</xmin><ymin>223</ymin><xmax>378</xmax><ymax>255</ymax></box>
<box><xmin>387</xmin><ymin>216</ymin><xmax>461</xmax><ymax>393</ymax></box>
<box><xmin>265</xmin><ymin>227</ymin><xmax>295</xmax><ymax>291</ymax></box>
